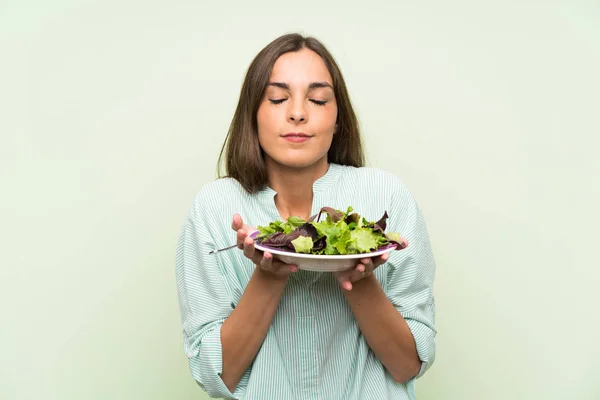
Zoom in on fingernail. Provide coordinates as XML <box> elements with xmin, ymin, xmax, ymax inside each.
<box><xmin>345</xmin><ymin>282</ymin><xmax>352</xmax><ymax>291</ymax></box>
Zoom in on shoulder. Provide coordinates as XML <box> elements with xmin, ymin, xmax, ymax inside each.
<box><xmin>194</xmin><ymin>177</ymin><xmax>248</xmax><ymax>202</ymax></box>
<box><xmin>336</xmin><ymin>164</ymin><xmax>411</xmax><ymax>198</ymax></box>
<box><xmin>189</xmin><ymin>177</ymin><xmax>250</xmax><ymax>217</ymax></box>
<box><xmin>336</xmin><ymin>163</ymin><xmax>402</xmax><ymax>183</ymax></box>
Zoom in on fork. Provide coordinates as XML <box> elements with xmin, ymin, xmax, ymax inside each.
<box><xmin>208</xmin><ymin>244</ymin><xmax>239</xmax><ymax>255</ymax></box>
<box><xmin>208</xmin><ymin>237</ymin><xmax>261</xmax><ymax>255</ymax></box>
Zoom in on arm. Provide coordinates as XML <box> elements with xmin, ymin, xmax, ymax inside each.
<box><xmin>176</xmin><ymin>217</ymin><xmax>235</xmax><ymax>397</ymax></box>
<box><xmin>220</xmin><ymin>218</ymin><xmax>298</xmax><ymax>392</ymax></box>
<box><xmin>220</xmin><ymin>267</ymin><xmax>287</xmax><ymax>392</ymax></box>
<box><xmin>339</xmin><ymin>180</ymin><xmax>437</xmax><ymax>383</ymax></box>
<box><xmin>176</xmin><ymin>199</ymin><xmax>238</xmax><ymax>398</ymax></box>
<box><xmin>343</xmin><ymin>274</ymin><xmax>421</xmax><ymax>383</ymax></box>
<box><xmin>176</xmin><ymin>205</ymin><xmax>296</xmax><ymax>398</ymax></box>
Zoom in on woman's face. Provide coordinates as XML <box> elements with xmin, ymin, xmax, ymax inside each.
<box><xmin>257</xmin><ymin>48</ymin><xmax>338</xmax><ymax>169</ymax></box>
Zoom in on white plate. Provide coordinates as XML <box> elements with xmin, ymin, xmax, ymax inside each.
<box><xmin>250</xmin><ymin>231</ymin><xmax>398</xmax><ymax>272</ymax></box>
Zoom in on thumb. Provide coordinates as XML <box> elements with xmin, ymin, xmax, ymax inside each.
<box><xmin>232</xmin><ymin>214</ymin><xmax>244</xmax><ymax>231</ymax></box>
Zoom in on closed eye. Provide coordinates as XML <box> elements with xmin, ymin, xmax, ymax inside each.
<box><xmin>269</xmin><ymin>98</ymin><xmax>327</xmax><ymax>106</ymax></box>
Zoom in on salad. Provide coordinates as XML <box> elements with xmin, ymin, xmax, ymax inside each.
<box><xmin>256</xmin><ymin>206</ymin><xmax>407</xmax><ymax>255</ymax></box>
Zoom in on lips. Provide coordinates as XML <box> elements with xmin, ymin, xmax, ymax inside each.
<box><xmin>282</xmin><ymin>132</ymin><xmax>311</xmax><ymax>138</ymax></box>
<box><xmin>282</xmin><ymin>133</ymin><xmax>312</xmax><ymax>143</ymax></box>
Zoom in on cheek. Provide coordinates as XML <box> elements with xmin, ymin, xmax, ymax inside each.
<box><xmin>257</xmin><ymin>104</ymin><xmax>279</xmax><ymax>135</ymax></box>
<box><xmin>317</xmin><ymin>105</ymin><xmax>338</xmax><ymax>131</ymax></box>
<box><xmin>256</xmin><ymin>105</ymin><xmax>268</xmax><ymax>133</ymax></box>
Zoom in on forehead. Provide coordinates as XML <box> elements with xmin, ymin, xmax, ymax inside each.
<box><xmin>269</xmin><ymin>48</ymin><xmax>333</xmax><ymax>85</ymax></box>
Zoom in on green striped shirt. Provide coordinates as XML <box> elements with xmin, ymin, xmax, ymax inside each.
<box><xmin>176</xmin><ymin>163</ymin><xmax>436</xmax><ymax>399</ymax></box>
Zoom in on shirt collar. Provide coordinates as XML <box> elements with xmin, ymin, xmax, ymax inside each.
<box><xmin>258</xmin><ymin>163</ymin><xmax>343</xmax><ymax>199</ymax></box>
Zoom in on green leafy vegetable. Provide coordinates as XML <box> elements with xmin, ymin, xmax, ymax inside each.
<box><xmin>282</xmin><ymin>216</ymin><xmax>306</xmax><ymax>234</ymax></box>
<box><xmin>291</xmin><ymin>236</ymin><xmax>314</xmax><ymax>253</ymax></box>
<box><xmin>256</xmin><ymin>206</ymin><xmax>408</xmax><ymax>255</ymax></box>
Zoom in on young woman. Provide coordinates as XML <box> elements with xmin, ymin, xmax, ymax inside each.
<box><xmin>176</xmin><ymin>33</ymin><xmax>436</xmax><ymax>400</ymax></box>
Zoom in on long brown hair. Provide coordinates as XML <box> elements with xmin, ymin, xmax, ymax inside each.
<box><xmin>217</xmin><ymin>33</ymin><xmax>364</xmax><ymax>193</ymax></box>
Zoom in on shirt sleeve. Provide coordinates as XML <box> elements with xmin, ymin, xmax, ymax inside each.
<box><xmin>175</xmin><ymin>192</ymin><xmax>245</xmax><ymax>399</ymax></box>
<box><xmin>385</xmin><ymin>180</ymin><xmax>437</xmax><ymax>379</ymax></box>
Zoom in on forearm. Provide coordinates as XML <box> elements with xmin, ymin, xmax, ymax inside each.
<box><xmin>220</xmin><ymin>268</ymin><xmax>288</xmax><ymax>392</ymax></box>
<box><xmin>344</xmin><ymin>274</ymin><xmax>421</xmax><ymax>383</ymax></box>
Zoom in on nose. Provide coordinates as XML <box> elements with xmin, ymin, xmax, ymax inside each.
<box><xmin>287</xmin><ymin>99</ymin><xmax>307</xmax><ymax>123</ymax></box>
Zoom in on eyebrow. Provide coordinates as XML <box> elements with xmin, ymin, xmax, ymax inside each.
<box><xmin>268</xmin><ymin>81</ymin><xmax>333</xmax><ymax>90</ymax></box>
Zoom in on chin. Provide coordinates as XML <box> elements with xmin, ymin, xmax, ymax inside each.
<box><xmin>268</xmin><ymin>153</ymin><xmax>328</xmax><ymax>169</ymax></box>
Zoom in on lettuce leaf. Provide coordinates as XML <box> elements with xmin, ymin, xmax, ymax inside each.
<box><xmin>282</xmin><ymin>216</ymin><xmax>306</xmax><ymax>234</ymax></box>
<box><xmin>291</xmin><ymin>236</ymin><xmax>314</xmax><ymax>253</ymax></box>
<box><xmin>349</xmin><ymin>227</ymin><xmax>380</xmax><ymax>253</ymax></box>
<box><xmin>256</xmin><ymin>207</ymin><xmax>406</xmax><ymax>255</ymax></box>
<box><xmin>260</xmin><ymin>222</ymin><xmax>318</xmax><ymax>250</ymax></box>
<box><xmin>257</xmin><ymin>220</ymin><xmax>283</xmax><ymax>237</ymax></box>
<box><xmin>313</xmin><ymin>219</ymin><xmax>347</xmax><ymax>255</ymax></box>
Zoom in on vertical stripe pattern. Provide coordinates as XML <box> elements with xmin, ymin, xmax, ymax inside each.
<box><xmin>175</xmin><ymin>163</ymin><xmax>436</xmax><ymax>399</ymax></box>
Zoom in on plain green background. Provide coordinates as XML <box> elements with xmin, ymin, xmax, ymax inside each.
<box><xmin>2</xmin><ymin>0</ymin><xmax>599</xmax><ymax>399</ymax></box>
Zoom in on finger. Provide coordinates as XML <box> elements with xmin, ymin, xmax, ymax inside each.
<box><xmin>362</xmin><ymin>255</ymin><xmax>386</xmax><ymax>271</ymax></box>
<box><xmin>360</xmin><ymin>258</ymin><xmax>375</xmax><ymax>273</ymax></box>
<box><xmin>243</xmin><ymin>236</ymin><xmax>256</xmax><ymax>260</ymax></box>
<box><xmin>260</xmin><ymin>251</ymin><xmax>274</xmax><ymax>271</ymax></box>
<box><xmin>336</xmin><ymin>273</ymin><xmax>353</xmax><ymax>291</ymax></box>
<box><xmin>247</xmin><ymin>237</ymin><xmax>266</xmax><ymax>266</ymax></box>
<box><xmin>376</xmin><ymin>253</ymin><xmax>390</xmax><ymax>267</ymax></box>
<box><xmin>396</xmin><ymin>238</ymin><xmax>408</xmax><ymax>249</ymax></box>
<box><xmin>260</xmin><ymin>253</ymin><xmax>297</xmax><ymax>274</ymax></box>
<box><xmin>368</xmin><ymin>253</ymin><xmax>390</xmax><ymax>269</ymax></box>
<box><xmin>350</xmin><ymin>264</ymin><xmax>366</xmax><ymax>282</ymax></box>
<box><xmin>232</xmin><ymin>214</ymin><xmax>243</xmax><ymax>231</ymax></box>
<box><xmin>237</xmin><ymin>228</ymin><xmax>248</xmax><ymax>249</ymax></box>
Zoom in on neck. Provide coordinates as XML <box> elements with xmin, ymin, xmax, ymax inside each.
<box><xmin>266</xmin><ymin>157</ymin><xmax>330</xmax><ymax>221</ymax></box>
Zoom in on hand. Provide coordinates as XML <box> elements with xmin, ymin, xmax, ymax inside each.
<box><xmin>232</xmin><ymin>214</ymin><xmax>298</xmax><ymax>279</ymax></box>
<box><xmin>334</xmin><ymin>254</ymin><xmax>390</xmax><ymax>291</ymax></box>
